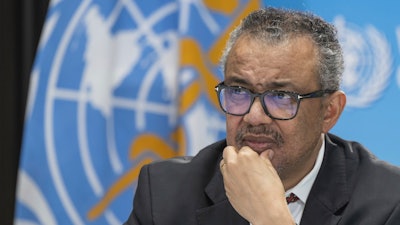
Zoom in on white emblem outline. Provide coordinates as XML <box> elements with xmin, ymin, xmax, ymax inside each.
<box><xmin>334</xmin><ymin>16</ymin><xmax>392</xmax><ymax>108</ymax></box>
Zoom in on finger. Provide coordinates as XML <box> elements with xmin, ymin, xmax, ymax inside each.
<box><xmin>222</xmin><ymin>146</ymin><xmax>237</xmax><ymax>162</ymax></box>
<box><xmin>219</xmin><ymin>159</ymin><xmax>225</xmax><ymax>169</ymax></box>
<box><xmin>237</xmin><ymin>146</ymin><xmax>259</xmax><ymax>158</ymax></box>
<box><xmin>260</xmin><ymin>149</ymin><xmax>274</xmax><ymax>161</ymax></box>
<box><xmin>260</xmin><ymin>150</ymin><xmax>275</xmax><ymax>170</ymax></box>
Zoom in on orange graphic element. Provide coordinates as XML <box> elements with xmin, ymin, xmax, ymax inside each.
<box><xmin>203</xmin><ymin>0</ymin><xmax>239</xmax><ymax>14</ymax></box>
<box><xmin>129</xmin><ymin>132</ymin><xmax>186</xmax><ymax>159</ymax></box>
<box><xmin>87</xmin><ymin>0</ymin><xmax>260</xmax><ymax>220</ymax></box>
<box><xmin>87</xmin><ymin>158</ymin><xmax>152</xmax><ymax>220</ymax></box>
<box><xmin>180</xmin><ymin>38</ymin><xmax>220</xmax><ymax>109</ymax></box>
<box><xmin>209</xmin><ymin>0</ymin><xmax>260</xmax><ymax>65</ymax></box>
<box><xmin>179</xmin><ymin>80</ymin><xmax>201</xmax><ymax>114</ymax></box>
<box><xmin>87</xmin><ymin>129</ymin><xmax>187</xmax><ymax>220</ymax></box>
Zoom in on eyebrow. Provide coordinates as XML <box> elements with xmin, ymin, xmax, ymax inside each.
<box><xmin>223</xmin><ymin>76</ymin><xmax>250</xmax><ymax>86</ymax></box>
<box><xmin>224</xmin><ymin>76</ymin><xmax>295</xmax><ymax>90</ymax></box>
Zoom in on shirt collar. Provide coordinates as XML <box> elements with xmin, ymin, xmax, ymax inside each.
<box><xmin>285</xmin><ymin>135</ymin><xmax>325</xmax><ymax>204</ymax></box>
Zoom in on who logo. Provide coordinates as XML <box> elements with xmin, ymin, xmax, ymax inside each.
<box><xmin>15</xmin><ymin>0</ymin><xmax>260</xmax><ymax>224</ymax></box>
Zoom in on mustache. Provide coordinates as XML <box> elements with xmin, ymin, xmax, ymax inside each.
<box><xmin>235</xmin><ymin>125</ymin><xmax>284</xmax><ymax>147</ymax></box>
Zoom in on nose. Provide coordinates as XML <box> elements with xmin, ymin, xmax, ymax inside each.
<box><xmin>243</xmin><ymin>97</ymin><xmax>273</xmax><ymax>125</ymax></box>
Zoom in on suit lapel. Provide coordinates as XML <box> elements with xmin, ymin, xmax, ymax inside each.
<box><xmin>300</xmin><ymin>134</ymin><xmax>353</xmax><ymax>225</ymax></box>
<box><xmin>196</xmin><ymin>160</ymin><xmax>248</xmax><ymax>225</ymax></box>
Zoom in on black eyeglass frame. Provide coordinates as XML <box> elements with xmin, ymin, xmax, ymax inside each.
<box><xmin>214</xmin><ymin>82</ymin><xmax>336</xmax><ymax>120</ymax></box>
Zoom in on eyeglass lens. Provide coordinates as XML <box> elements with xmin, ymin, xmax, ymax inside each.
<box><xmin>218</xmin><ymin>86</ymin><xmax>298</xmax><ymax>119</ymax></box>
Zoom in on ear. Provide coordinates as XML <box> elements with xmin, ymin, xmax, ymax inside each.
<box><xmin>322</xmin><ymin>91</ymin><xmax>346</xmax><ymax>133</ymax></box>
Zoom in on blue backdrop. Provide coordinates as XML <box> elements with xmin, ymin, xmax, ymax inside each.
<box><xmin>15</xmin><ymin>1</ymin><xmax>399</xmax><ymax>225</ymax></box>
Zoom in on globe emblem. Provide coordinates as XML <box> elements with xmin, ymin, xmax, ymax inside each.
<box><xmin>17</xmin><ymin>1</ymin><xmax>257</xmax><ymax>224</ymax></box>
<box><xmin>334</xmin><ymin>16</ymin><xmax>392</xmax><ymax>108</ymax></box>
<box><xmin>44</xmin><ymin>2</ymin><xmax>181</xmax><ymax>224</ymax></box>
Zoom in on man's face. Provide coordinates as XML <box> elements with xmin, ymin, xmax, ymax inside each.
<box><xmin>224</xmin><ymin>35</ymin><xmax>328</xmax><ymax>182</ymax></box>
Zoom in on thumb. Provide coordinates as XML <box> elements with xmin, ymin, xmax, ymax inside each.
<box><xmin>260</xmin><ymin>149</ymin><xmax>274</xmax><ymax>161</ymax></box>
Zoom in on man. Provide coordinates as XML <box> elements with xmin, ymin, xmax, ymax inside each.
<box><xmin>125</xmin><ymin>7</ymin><xmax>400</xmax><ymax>225</ymax></box>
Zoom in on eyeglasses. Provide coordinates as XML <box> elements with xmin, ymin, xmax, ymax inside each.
<box><xmin>215</xmin><ymin>82</ymin><xmax>335</xmax><ymax>120</ymax></box>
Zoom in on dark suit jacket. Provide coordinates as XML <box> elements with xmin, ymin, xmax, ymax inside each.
<box><xmin>125</xmin><ymin>133</ymin><xmax>400</xmax><ymax>225</ymax></box>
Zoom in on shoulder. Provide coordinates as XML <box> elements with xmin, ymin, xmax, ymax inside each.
<box><xmin>130</xmin><ymin>140</ymin><xmax>227</xmax><ymax>223</ymax></box>
<box><xmin>140</xmin><ymin>139</ymin><xmax>226</xmax><ymax>183</ymax></box>
<box><xmin>147</xmin><ymin>139</ymin><xmax>226</xmax><ymax>169</ymax></box>
<box><xmin>324</xmin><ymin>134</ymin><xmax>400</xmax><ymax>223</ymax></box>
<box><xmin>327</xmin><ymin>133</ymin><xmax>400</xmax><ymax>188</ymax></box>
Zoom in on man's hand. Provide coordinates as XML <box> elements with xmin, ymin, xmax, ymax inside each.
<box><xmin>220</xmin><ymin>146</ymin><xmax>295</xmax><ymax>225</ymax></box>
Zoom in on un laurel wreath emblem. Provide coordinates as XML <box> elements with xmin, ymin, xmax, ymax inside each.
<box><xmin>334</xmin><ymin>16</ymin><xmax>392</xmax><ymax>108</ymax></box>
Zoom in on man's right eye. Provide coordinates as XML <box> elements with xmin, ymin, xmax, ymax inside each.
<box><xmin>226</xmin><ymin>87</ymin><xmax>250</xmax><ymax>102</ymax></box>
<box><xmin>229</xmin><ymin>87</ymin><xmax>247</xmax><ymax>95</ymax></box>
<box><xmin>272</xmin><ymin>92</ymin><xmax>291</xmax><ymax>100</ymax></box>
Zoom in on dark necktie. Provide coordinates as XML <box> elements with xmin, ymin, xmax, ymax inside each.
<box><xmin>286</xmin><ymin>193</ymin><xmax>299</xmax><ymax>204</ymax></box>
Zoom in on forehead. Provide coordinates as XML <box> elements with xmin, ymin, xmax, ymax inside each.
<box><xmin>224</xmin><ymin>35</ymin><xmax>320</xmax><ymax>92</ymax></box>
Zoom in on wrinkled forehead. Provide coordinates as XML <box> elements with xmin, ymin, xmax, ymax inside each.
<box><xmin>224</xmin><ymin>35</ymin><xmax>321</xmax><ymax>92</ymax></box>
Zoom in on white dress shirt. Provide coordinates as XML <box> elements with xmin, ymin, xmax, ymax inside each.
<box><xmin>284</xmin><ymin>137</ymin><xmax>325</xmax><ymax>224</ymax></box>
<box><xmin>250</xmin><ymin>137</ymin><xmax>325</xmax><ymax>225</ymax></box>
